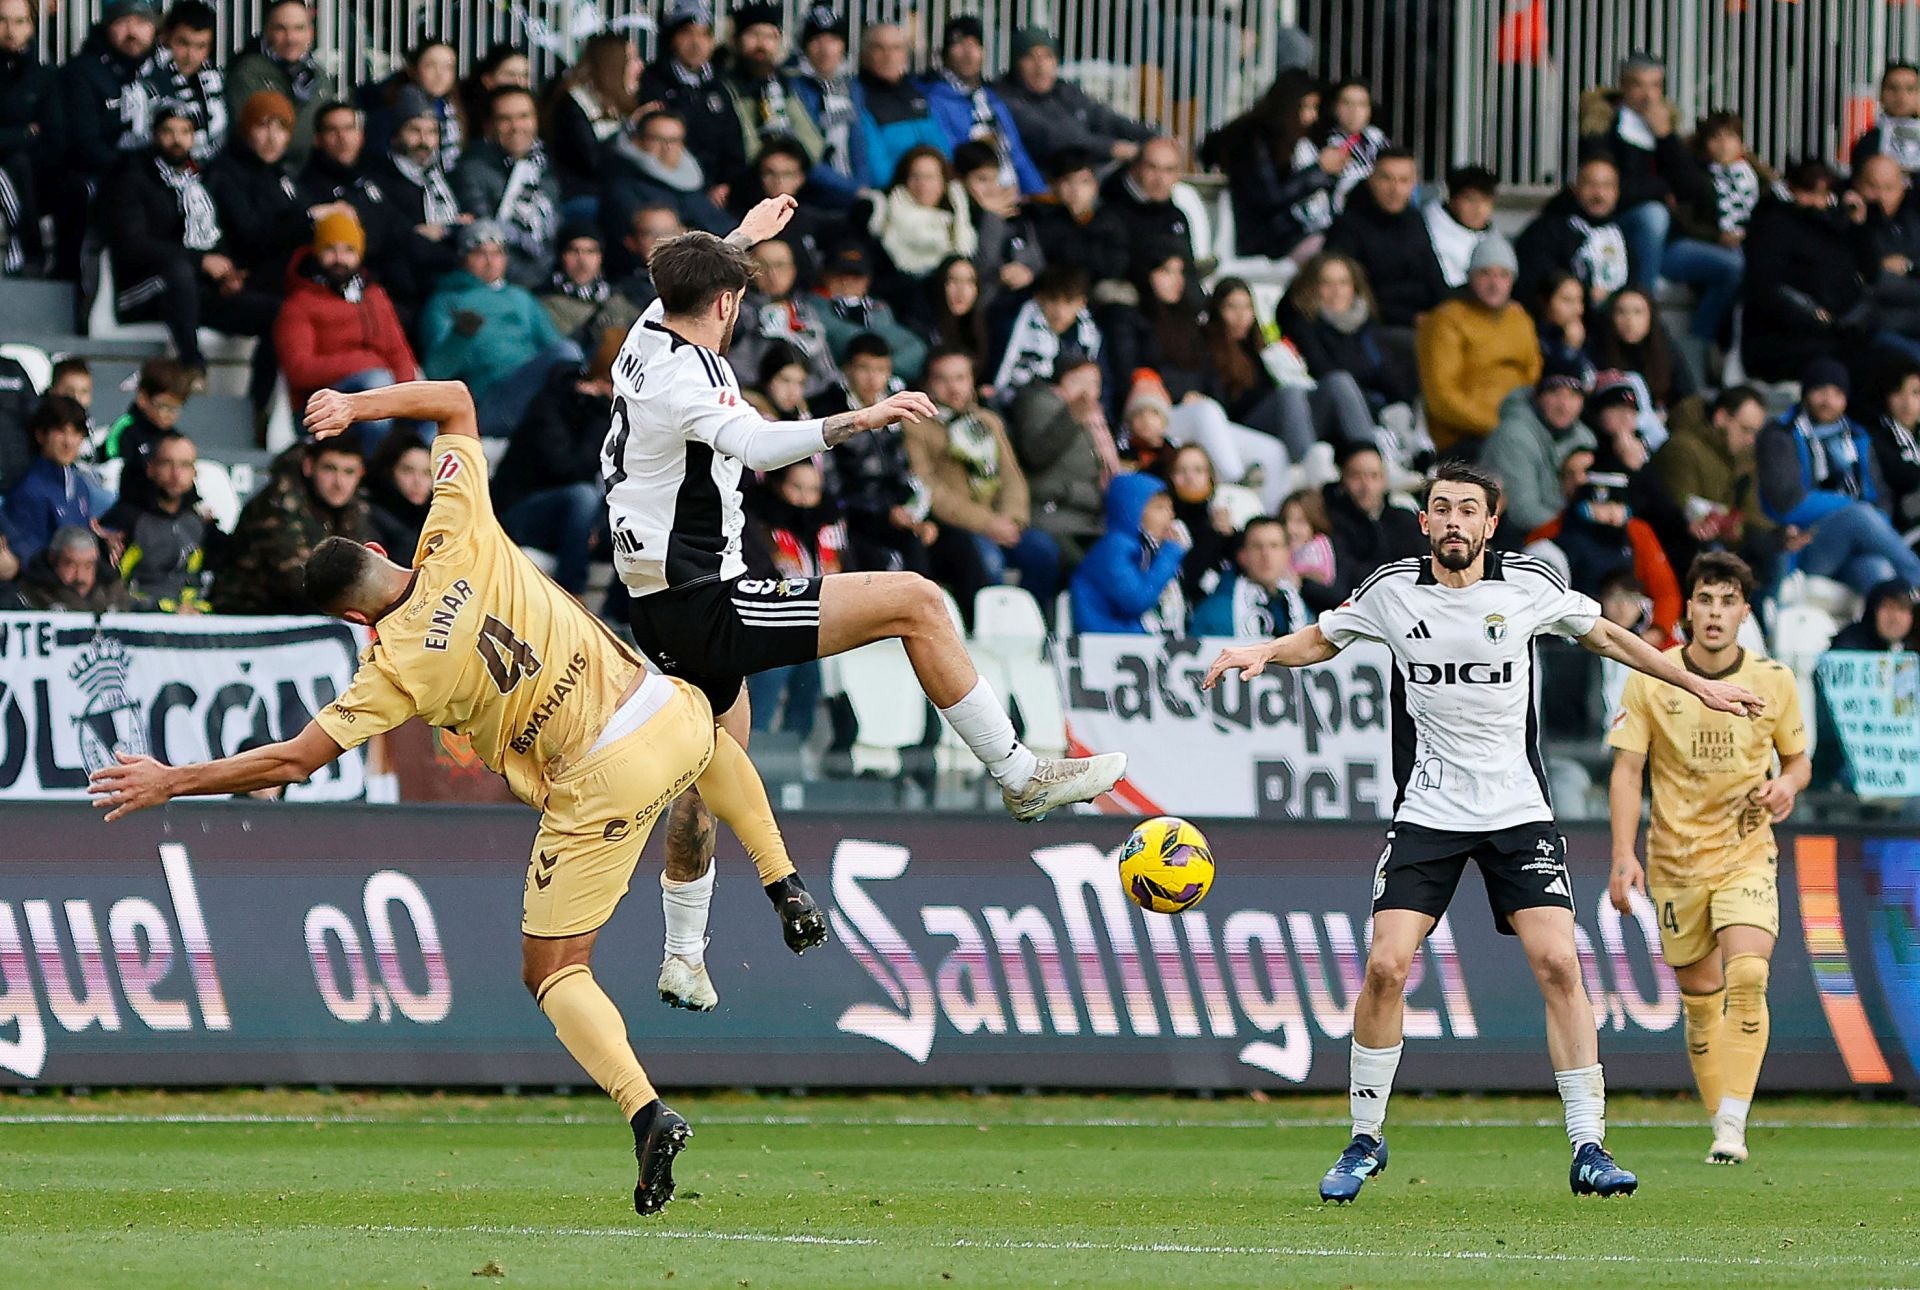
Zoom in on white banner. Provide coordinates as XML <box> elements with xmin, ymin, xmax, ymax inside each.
<box><xmin>1057</xmin><ymin>635</ymin><xmax>1396</xmax><ymax>820</ymax></box>
<box><xmin>1816</xmin><ymin>650</ymin><xmax>1920</xmax><ymax>799</ymax></box>
<box><xmin>0</xmin><ymin>614</ymin><xmax>369</xmax><ymax>801</ymax></box>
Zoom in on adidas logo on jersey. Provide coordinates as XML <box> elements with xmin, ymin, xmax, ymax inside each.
<box><xmin>1405</xmin><ymin>621</ymin><xmax>1432</xmax><ymax>639</ymax></box>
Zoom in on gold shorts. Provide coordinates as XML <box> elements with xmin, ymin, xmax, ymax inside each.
<box><xmin>522</xmin><ymin>680</ymin><xmax>715</xmax><ymax>938</ymax></box>
<box><xmin>1649</xmin><ymin>859</ymin><xmax>1780</xmax><ymax>969</ymax></box>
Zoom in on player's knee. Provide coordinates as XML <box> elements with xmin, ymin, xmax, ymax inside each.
<box><xmin>1363</xmin><ymin>950</ymin><xmax>1413</xmax><ymax>997</ymax></box>
<box><xmin>1724</xmin><ymin>954</ymin><xmax>1770</xmax><ymax>1007</ymax></box>
<box><xmin>901</xmin><ymin>575</ymin><xmax>948</xmax><ymax>636</ymax></box>
<box><xmin>1530</xmin><ymin>948</ymin><xmax>1582</xmax><ymax>998</ymax></box>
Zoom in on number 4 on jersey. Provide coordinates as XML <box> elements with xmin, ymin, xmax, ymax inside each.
<box><xmin>476</xmin><ymin>615</ymin><xmax>544</xmax><ymax>694</ymax></box>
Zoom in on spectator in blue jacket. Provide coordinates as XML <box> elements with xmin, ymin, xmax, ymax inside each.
<box><xmin>1191</xmin><ymin>515</ymin><xmax>1310</xmax><ymax>638</ymax></box>
<box><xmin>1071</xmin><ymin>471</ymin><xmax>1189</xmax><ymax>633</ymax></box>
<box><xmin>1756</xmin><ymin>358</ymin><xmax>1920</xmax><ymax>595</ymax></box>
<box><xmin>921</xmin><ymin>16</ymin><xmax>1045</xmax><ymax>197</ymax></box>
<box><xmin>854</xmin><ymin>23</ymin><xmax>947</xmax><ymax>194</ymax></box>
<box><xmin>4</xmin><ymin>396</ymin><xmax>97</xmax><ymax>563</ymax></box>
<box><xmin>788</xmin><ymin>7</ymin><xmax>868</xmax><ymax>196</ymax></box>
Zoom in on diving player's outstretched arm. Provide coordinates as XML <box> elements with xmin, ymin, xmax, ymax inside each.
<box><xmin>304</xmin><ymin>380</ymin><xmax>480</xmax><ymax>442</ymax></box>
<box><xmin>88</xmin><ymin>723</ymin><xmax>346</xmax><ymax>821</ymax></box>
<box><xmin>1202</xmin><ymin>625</ymin><xmax>1339</xmax><ymax>689</ymax></box>
<box><xmin>1577</xmin><ymin>617</ymin><xmax>1765</xmax><ymax>717</ymax></box>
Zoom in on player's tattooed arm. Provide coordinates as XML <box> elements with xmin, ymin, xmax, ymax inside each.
<box><xmin>821</xmin><ymin>391</ymin><xmax>941</xmax><ymax>446</ymax></box>
<box><xmin>821</xmin><ymin>411</ymin><xmax>865</xmax><ymax>447</ymax></box>
<box><xmin>726</xmin><ymin>194</ymin><xmax>799</xmax><ymax>247</ymax></box>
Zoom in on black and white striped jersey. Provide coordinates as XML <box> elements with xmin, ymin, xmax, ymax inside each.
<box><xmin>602</xmin><ymin>299</ymin><xmax>830</xmax><ymax>598</ymax></box>
<box><xmin>1316</xmin><ymin>552</ymin><xmax>1601</xmax><ymax>832</ymax></box>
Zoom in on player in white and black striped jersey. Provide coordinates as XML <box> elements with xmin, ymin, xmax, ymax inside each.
<box><xmin>1205</xmin><ymin>460</ymin><xmax>1766</xmax><ymax>1203</ymax></box>
<box><xmin>603</xmin><ymin>196</ymin><xmax>1126</xmax><ymax>1012</ymax></box>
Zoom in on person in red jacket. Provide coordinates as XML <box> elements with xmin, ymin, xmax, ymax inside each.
<box><xmin>1527</xmin><ymin>472</ymin><xmax>1683</xmax><ymax>647</ymax></box>
<box><xmin>271</xmin><ymin>206</ymin><xmax>420</xmax><ymax>450</ymax></box>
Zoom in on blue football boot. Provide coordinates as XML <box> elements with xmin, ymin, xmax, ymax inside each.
<box><xmin>1570</xmin><ymin>1142</ymin><xmax>1638</xmax><ymax>1197</ymax></box>
<box><xmin>1319</xmin><ymin>1134</ymin><xmax>1388</xmax><ymax>1203</ymax></box>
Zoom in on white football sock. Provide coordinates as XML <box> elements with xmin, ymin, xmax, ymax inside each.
<box><xmin>1348</xmin><ymin>1040</ymin><xmax>1403</xmax><ymax>1141</ymax></box>
<box><xmin>1715</xmin><ymin>1095</ymin><xmax>1751</xmax><ymax>1130</ymax></box>
<box><xmin>1556</xmin><ymin>1063</ymin><xmax>1608</xmax><ymax>1150</ymax></box>
<box><xmin>660</xmin><ymin>867</ymin><xmax>715</xmax><ymax>966</ymax></box>
<box><xmin>937</xmin><ymin>677</ymin><xmax>1039</xmax><ymax>791</ymax></box>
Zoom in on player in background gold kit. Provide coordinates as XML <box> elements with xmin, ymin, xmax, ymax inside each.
<box><xmin>1606</xmin><ymin>552</ymin><xmax>1809</xmax><ymax>1165</ymax></box>
<box><xmin>87</xmin><ymin>380</ymin><xmax>811</xmax><ymax>1216</ymax></box>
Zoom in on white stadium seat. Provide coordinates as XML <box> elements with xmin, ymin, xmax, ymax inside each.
<box><xmin>192</xmin><ymin>459</ymin><xmax>241</xmax><ymax>532</ymax></box>
<box><xmin>0</xmin><ymin>341</ymin><xmax>51</xmax><ymax>393</ymax></box>
<box><xmin>972</xmin><ymin>585</ymin><xmax>1048</xmax><ymax>646</ymax></box>
<box><xmin>837</xmin><ymin>639</ymin><xmax>929</xmax><ymax>778</ymax></box>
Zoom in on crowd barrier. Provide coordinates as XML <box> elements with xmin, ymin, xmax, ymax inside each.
<box><xmin>1</xmin><ymin>805</ymin><xmax>1914</xmax><ymax>1093</ymax></box>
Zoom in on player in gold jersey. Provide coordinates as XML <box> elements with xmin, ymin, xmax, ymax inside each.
<box><xmin>87</xmin><ymin>380</ymin><xmax>813</xmax><ymax>1216</ymax></box>
<box><xmin>1606</xmin><ymin>552</ymin><xmax>1809</xmax><ymax>1165</ymax></box>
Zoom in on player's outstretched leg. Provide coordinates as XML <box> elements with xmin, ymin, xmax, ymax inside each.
<box><xmin>527</xmin><ymin>951</ymin><xmax>691</xmax><ymax>1215</ymax></box>
<box><xmin>1323</xmin><ymin>913</ymin><xmax>1423</xmax><ymax>1202</ymax></box>
<box><xmin>818</xmin><ymin>572</ymin><xmax>1125</xmax><ymax>821</ymax></box>
<box><xmin>658</xmin><ymin>796</ymin><xmax>720</xmax><ymax>1011</ymax></box>
<box><xmin>1711</xmin><ymin>948</ymin><xmax>1773</xmax><ymax>1164</ymax></box>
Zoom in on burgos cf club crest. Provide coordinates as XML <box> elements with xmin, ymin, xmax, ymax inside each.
<box><xmin>69</xmin><ymin>635</ymin><xmax>147</xmax><ymax>774</ymax></box>
<box><xmin>1484</xmin><ymin>613</ymin><xmax>1508</xmax><ymax>643</ymax></box>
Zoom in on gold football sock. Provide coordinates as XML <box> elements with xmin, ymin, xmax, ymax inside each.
<box><xmin>696</xmin><ymin>730</ymin><xmax>797</xmax><ymax>885</ymax></box>
<box><xmin>536</xmin><ymin>964</ymin><xmax>657</xmax><ymax>1120</ymax></box>
<box><xmin>1680</xmin><ymin>987</ymin><xmax>1726</xmax><ymax>1115</ymax></box>
<box><xmin>1719</xmin><ymin>954</ymin><xmax>1772</xmax><ymax>1108</ymax></box>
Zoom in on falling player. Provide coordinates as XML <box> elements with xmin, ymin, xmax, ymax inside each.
<box><xmin>1204</xmin><ymin>462</ymin><xmax>1765</xmax><ymax>1202</ymax></box>
<box><xmin>604</xmin><ymin>194</ymin><xmax>1125</xmax><ymax>1012</ymax></box>
<box><xmin>88</xmin><ymin>380</ymin><xmax>805</xmax><ymax>1217</ymax></box>
<box><xmin>1606</xmin><ymin>552</ymin><xmax>1808</xmax><ymax>1165</ymax></box>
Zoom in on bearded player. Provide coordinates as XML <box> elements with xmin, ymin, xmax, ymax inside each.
<box><xmin>1204</xmin><ymin>462</ymin><xmax>1766</xmax><ymax>1202</ymax></box>
<box><xmin>604</xmin><ymin>194</ymin><xmax>1124</xmax><ymax>1013</ymax></box>
<box><xmin>88</xmin><ymin>380</ymin><xmax>809</xmax><ymax>1217</ymax></box>
<box><xmin>1607</xmin><ymin>552</ymin><xmax>1808</xmax><ymax>1165</ymax></box>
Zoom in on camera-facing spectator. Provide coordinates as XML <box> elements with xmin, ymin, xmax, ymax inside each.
<box><xmin>215</xmin><ymin>437</ymin><xmax>372</xmax><ymax>614</ymax></box>
<box><xmin>1577</xmin><ymin>53</ymin><xmax>1702</xmax><ymax>290</ymax></box>
<box><xmin>639</xmin><ymin>3</ymin><xmax>739</xmax><ymax>188</ymax></box>
<box><xmin>1070</xmin><ymin>472</ymin><xmax>1187</xmax><ymax>634</ymax></box>
<box><xmin>1007</xmin><ymin>357</ymin><xmax>1116</xmax><ymax>569</ymax></box>
<box><xmin>47</xmin><ymin>359</ymin><xmax>92</xmax><ymax>413</ymax></box>
<box><xmin>362</xmin><ymin>92</ymin><xmax>466</xmax><ymax>317</ymax></box>
<box><xmin>294</xmin><ymin>102</ymin><xmax>392</xmax><ymax>249</ymax></box>
<box><xmin>1424</xmin><ymin>164</ymin><xmax>1498</xmax><ymax>289</ymax></box>
<box><xmin>274</xmin><ymin>206</ymin><xmax>420</xmax><ymax>453</ymax></box>
<box><xmin>1587</xmin><ymin>286</ymin><xmax>1694</xmax><ymax>417</ymax></box>
<box><xmin>1281</xmin><ymin>487</ymin><xmax>1338</xmax><ymax>590</ymax></box>
<box><xmin>1321</xmin><ymin>79</ymin><xmax>1392</xmax><ymax>209</ymax></box>
<box><xmin>358</xmin><ymin>37</ymin><xmax>464</xmax><ymax>170</ymax></box>
<box><xmin>816</xmin><ymin>240</ymin><xmax>928</xmax><ymax>379</ymax></box>
<box><xmin>1681</xmin><ymin>110</ymin><xmax>1768</xmax><ymax>254</ymax></box>
<box><xmin>1528</xmin><ymin>470</ymin><xmax>1681</xmax><ymax>646</ymax></box>
<box><xmin>421</xmin><ymin>220</ymin><xmax>579</xmax><ymax>439</ymax></box>
<box><xmin>789</xmin><ymin>6</ymin><xmax>860</xmax><ymax>189</ymax></box>
<box><xmin>0</xmin><ymin>0</ymin><xmax>56</xmax><ymax>276</ymax></box>
<box><xmin>1029</xmin><ymin>146</ymin><xmax>1131</xmax><ymax>290</ymax></box>
<box><xmin>1516</xmin><ymin>153</ymin><xmax>1632</xmax><ymax>306</ymax></box>
<box><xmin>731</xmin><ymin>236</ymin><xmax>842</xmax><ymax>398</ymax></box>
<box><xmin>452</xmin><ymin>85</ymin><xmax>559</xmax><ymax>289</ymax></box>
<box><xmin>923</xmin><ymin>16</ymin><xmax>1043</xmax><ymax>197</ymax></box>
<box><xmin>1830</xmin><ymin>579</ymin><xmax>1917</xmax><ymax>651</ymax></box>
<box><xmin>951</xmin><ymin>140</ymin><xmax>1042</xmax><ymax>301</ymax></box>
<box><xmin>225</xmin><ymin>0</ymin><xmax>335</xmax><ymax>168</ymax></box>
<box><xmin>1190</xmin><ymin>514</ymin><xmax>1308</xmax><ymax>639</ymax></box>
<box><xmin>19</xmin><ymin>524</ymin><xmax>127</xmax><ymax>612</ymax></box>
<box><xmin>1158</xmin><ymin>441</ymin><xmax>1234</xmax><ymax>604</ymax></box>
<box><xmin>362</xmin><ymin>427</ymin><xmax>432</xmax><ymax>558</ymax></box>
<box><xmin>100</xmin><ymin>429</ymin><xmax>215</xmax><ymax>612</ymax></box>
<box><xmin>853</xmin><ymin>22</ymin><xmax>947</xmax><ymax>191</ymax></box>
<box><xmin>1201</xmin><ymin>68</ymin><xmax>1339</xmax><ymax>264</ymax></box>
<box><xmin>1117</xmin><ymin>369</ymin><xmax>1173</xmax><ymax>473</ymax></box>
<box><xmin>1480</xmin><ymin>351</ymin><xmax>1597</xmax><ymax>536</ymax></box>
<box><xmin>545</xmin><ymin>32</ymin><xmax>639</xmax><ymax>214</ymax></box>
<box><xmin>462</xmin><ymin>44</ymin><xmax>531</xmax><ymax>134</ymax></box>
<box><xmin>996</xmin><ymin>26</ymin><xmax>1153</xmax><ymax>167</ymax></box>
<box><xmin>538</xmin><ymin>222</ymin><xmax>643</xmax><ymax>351</ymax></box>
<box><xmin>1416</xmin><ymin>233</ymin><xmax>1543</xmax><ymax>455</ymax></box>
<box><xmin>827</xmin><ymin>332</ymin><xmax>936</xmax><ymax>573</ymax></box>
<box><xmin>743</xmin><ymin>339</ymin><xmax>814</xmax><ymax>419</ymax></box>
<box><xmin>52</xmin><ymin>0</ymin><xmax>156</xmax><ymax>277</ymax></box>
<box><xmin>1852</xmin><ymin>62</ymin><xmax>1920</xmax><ymax>177</ymax></box>
<box><xmin>122</xmin><ymin>1</ymin><xmax>224</xmax><ymax>161</ymax></box>
<box><xmin>1317</xmin><ymin>440</ymin><xmax>1424</xmax><ymax>605</ymax></box>
<box><xmin>918</xmin><ymin>254</ymin><xmax>990</xmax><ymax>383</ymax></box>
<box><xmin>744</xmin><ymin>138</ymin><xmax>835</xmax><ymax>279</ymax></box>
<box><xmin>6</xmin><ymin>396</ymin><xmax>97</xmax><ymax>562</ymax></box>
<box><xmin>612</xmin><ymin>203</ymin><xmax>682</xmax><ymax>304</ymax></box>
<box><xmin>868</xmin><ymin>144</ymin><xmax>976</xmax><ymax>278</ymax></box>
<box><xmin>601</xmin><ymin>108</ymin><xmax>731</xmax><ymax>249</ymax></box>
<box><xmin>722</xmin><ymin>4</ymin><xmax>853</xmax><ymax>207</ymax></box>
<box><xmin>100</xmin><ymin>356</ymin><xmax>192</xmax><ymax>502</ymax></box>
<box><xmin>1326</xmin><ymin>147</ymin><xmax>1447</xmax><ymax>331</ymax></box>
<box><xmin>991</xmin><ymin>263</ymin><xmax>1098</xmax><ymax>404</ymax></box>
<box><xmin>1101</xmin><ymin>136</ymin><xmax>1197</xmax><ymax>277</ymax></box>
<box><xmin>204</xmin><ymin>90</ymin><xmax>311</xmax><ymax>295</ymax></box>
<box><xmin>1851</xmin><ymin>154</ymin><xmax>1920</xmax><ymax>338</ymax></box>
<box><xmin>1530</xmin><ymin>270</ymin><xmax>1595</xmax><ymax>380</ymax></box>
<box><xmin>1652</xmin><ymin>383</ymin><xmax>1774</xmax><ymax>566</ymax></box>
<box><xmin>1276</xmin><ymin>251</ymin><xmax>1417</xmax><ymax>452</ymax></box>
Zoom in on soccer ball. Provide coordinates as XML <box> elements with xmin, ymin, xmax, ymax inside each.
<box><xmin>1118</xmin><ymin>816</ymin><xmax>1215</xmax><ymax>914</ymax></box>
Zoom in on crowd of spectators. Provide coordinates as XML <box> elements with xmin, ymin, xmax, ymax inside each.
<box><xmin>0</xmin><ymin>3</ymin><xmax>1914</xmax><ymax>684</ymax></box>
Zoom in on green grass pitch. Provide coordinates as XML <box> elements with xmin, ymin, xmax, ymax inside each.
<box><xmin>3</xmin><ymin>1090</ymin><xmax>1917</xmax><ymax>1288</ymax></box>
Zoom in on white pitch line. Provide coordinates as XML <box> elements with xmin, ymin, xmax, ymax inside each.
<box><xmin>355</xmin><ymin>1224</ymin><xmax>1908</xmax><ymax>1270</ymax></box>
<box><xmin>0</xmin><ymin>1112</ymin><xmax>1914</xmax><ymax>1132</ymax></box>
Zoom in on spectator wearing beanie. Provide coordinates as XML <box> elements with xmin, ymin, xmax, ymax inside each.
<box><xmin>121</xmin><ymin>1</ymin><xmax>225</xmax><ymax>161</ymax></box>
<box><xmin>922</xmin><ymin>15</ymin><xmax>1044</xmax><ymax>197</ymax></box>
<box><xmin>362</xmin><ymin>87</ymin><xmax>467</xmax><ymax>319</ymax></box>
<box><xmin>789</xmin><ymin>7</ymin><xmax>865</xmax><ymax>188</ymax></box>
<box><xmin>639</xmin><ymin>2</ymin><xmax>743</xmax><ymax>185</ymax></box>
<box><xmin>0</xmin><ymin>0</ymin><xmax>56</xmax><ymax>277</ymax></box>
<box><xmin>539</xmin><ymin>221</ymin><xmax>642</xmax><ymax>350</ymax></box>
<box><xmin>1118</xmin><ymin>369</ymin><xmax>1175</xmax><ymax>473</ymax></box>
<box><xmin>53</xmin><ymin>0</ymin><xmax>157</xmax><ymax>278</ymax></box>
<box><xmin>357</xmin><ymin>37</ymin><xmax>465</xmax><ymax>171</ymax></box>
<box><xmin>226</xmin><ymin>0</ymin><xmax>336</xmax><ymax>168</ymax></box>
<box><xmin>273</xmin><ymin>205</ymin><xmax>419</xmax><ymax>453</ymax></box>
<box><xmin>1416</xmin><ymin>233</ymin><xmax>1543</xmax><ymax>454</ymax></box>
<box><xmin>1481</xmin><ymin>352</ymin><xmax>1597</xmax><ymax>535</ymax></box>
<box><xmin>452</xmin><ymin>85</ymin><xmax>560</xmax><ymax>289</ymax></box>
<box><xmin>1070</xmin><ymin>472</ymin><xmax>1189</xmax><ymax>634</ymax></box>
<box><xmin>205</xmin><ymin>90</ymin><xmax>311</xmax><ymax>292</ymax></box>
<box><xmin>854</xmin><ymin>23</ymin><xmax>948</xmax><ymax>194</ymax></box>
<box><xmin>995</xmin><ymin>26</ymin><xmax>1154</xmax><ymax>168</ymax></box>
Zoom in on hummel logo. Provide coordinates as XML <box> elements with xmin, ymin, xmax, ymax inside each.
<box><xmin>1405</xmin><ymin>621</ymin><xmax>1432</xmax><ymax>639</ymax></box>
<box><xmin>533</xmin><ymin>851</ymin><xmax>558</xmax><ymax>891</ymax></box>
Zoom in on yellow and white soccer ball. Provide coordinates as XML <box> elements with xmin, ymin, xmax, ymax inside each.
<box><xmin>1118</xmin><ymin>816</ymin><xmax>1216</xmax><ymax>914</ymax></box>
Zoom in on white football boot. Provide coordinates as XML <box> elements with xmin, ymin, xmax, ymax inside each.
<box><xmin>1002</xmin><ymin>752</ymin><xmax>1127</xmax><ymax>822</ymax></box>
<box><xmin>657</xmin><ymin>955</ymin><xmax>718</xmax><ymax>1012</ymax></box>
<box><xmin>1706</xmin><ymin>1112</ymin><xmax>1748</xmax><ymax>1164</ymax></box>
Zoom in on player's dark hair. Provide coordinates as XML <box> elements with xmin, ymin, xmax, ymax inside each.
<box><xmin>1685</xmin><ymin>551</ymin><xmax>1757</xmax><ymax>603</ymax></box>
<box><xmin>844</xmin><ymin>331</ymin><xmax>893</xmax><ymax>363</ymax></box>
<box><xmin>304</xmin><ymin>536</ymin><xmax>378</xmax><ymax>615</ymax></box>
<box><xmin>1430</xmin><ymin>459</ymin><xmax>1502</xmax><ymax>514</ymax></box>
<box><xmin>649</xmin><ymin>231</ymin><xmax>756</xmax><ymax>317</ymax></box>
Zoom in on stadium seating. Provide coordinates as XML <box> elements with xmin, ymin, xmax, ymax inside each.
<box><xmin>0</xmin><ymin>341</ymin><xmax>51</xmax><ymax>393</ymax></box>
<box><xmin>1205</xmin><ymin>189</ymin><xmax>1296</xmax><ymax>319</ymax></box>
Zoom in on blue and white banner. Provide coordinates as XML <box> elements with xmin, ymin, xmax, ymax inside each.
<box><xmin>1815</xmin><ymin>650</ymin><xmax>1920</xmax><ymax>798</ymax></box>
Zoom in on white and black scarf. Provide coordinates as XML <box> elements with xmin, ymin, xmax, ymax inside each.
<box><xmin>990</xmin><ymin>296</ymin><xmax>1102</xmax><ymax>398</ymax></box>
<box><xmin>1569</xmin><ymin>215</ymin><xmax>1631</xmax><ymax>297</ymax></box>
<box><xmin>390</xmin><ymin>151</ymin><xmax>460</xmax><ymax>226</ymax></box>
<box><xmin>303</xmin><ymin>255</ymin><xmax>365</xmax><ymax>302</ymax></box>
<box><xmin>551</xmin><ymin>272</ymin><xmax>611</xmax><ymax>303</ymax></box>
<box><xmin>942</xmin><ymin>70</ymin><xmax>1015</xmax><ymax>189</ymax></box>
<box><xmin>1222</xmin><ymin>574</ymin><xmax>1306</xmax><ymax>639</ymax></box>
<box><xmin>671</xmin><ymin>60</ymin><xmax>714</xmax><ymax>90</ymax></box>
<box><xmin>1799</xmin><ymin>414</ymin><xmax>1864</xmax><ymax>498</ymax></box>
<box><xmin>156</xmin><ymin>158</ymin><xmax>220</xmax><ymax>252</ymax></box>
<box><xmin>1708</xmin><ymin>159</ymin><xmax>1761</xmax><ymax>234</ymax></box>
<box><xmin>799</xmin><ymin>56</ymin><xmax>854</xmax><ymax>176</ymax></box>
<box><xmin>1289</xmin><ymin>136</ymin><xmax>1333</xmax><ymax>234</ymax></box>
<box><xmin>496</xmin><ymin>144</ymin><xmax>557</xmax><ymax>258</ymax></box>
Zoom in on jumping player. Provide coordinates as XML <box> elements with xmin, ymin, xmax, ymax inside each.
<box><xmin>88</xmin><ymin>381</ymin><xmax>804</xmax><ymax>1217</ymax></box>
<box><xmin>1203</xmin><ymin>461</ymin><xmax>1765</xmax><ymax>1202</ymax></box>
<box><xmin>605</xmin><ymin>194</ymin><xmax>1125</xmax><ymax>1011</ymax></box>
<box><xmin>1607</xmin><ymin>552</ymin><xmax>1808</xmax><ymax>1165</ymax></box>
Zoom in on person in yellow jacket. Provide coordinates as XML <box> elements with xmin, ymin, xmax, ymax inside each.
<box><xmin>1416</xmin><ymin>234</ymin><xmax>1543</xmax><ymax>454</ymax></box>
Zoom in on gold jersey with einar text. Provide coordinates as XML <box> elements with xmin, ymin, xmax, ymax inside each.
<box><xmin>313</xmin><ymin>434</ymin><xmax>642</xmax><ymax>807</ymax></box>
<box><xmin>1607</xmin><ymin>646</ymin><xmax>1806</xmax><ymax>886</ymax></box>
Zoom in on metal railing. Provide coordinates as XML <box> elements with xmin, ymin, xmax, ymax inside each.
<box><xmin>33</xmin><ymin>0</ymin><xmax>1287</xmax><ymax>154</ymax></box>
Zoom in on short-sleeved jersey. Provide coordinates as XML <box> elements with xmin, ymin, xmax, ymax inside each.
<box><xmin>313</xmin><ymin>434</ymin><xmax>645</xmax><ymax>806</ymax></box>
<box><xmin>603</xmin><ymin>298</ymin><xmax>768</xmax><ymax>598</ymax></box>
<box><xmin>1607</xmin><ymin>646</ymin><xmax>1807</xmax><ymax>886</ymax></box>
<box><xmin>1318</xmin><ymin>552</ymin><xmax>1601</xmax><ymax>832</ymax></box>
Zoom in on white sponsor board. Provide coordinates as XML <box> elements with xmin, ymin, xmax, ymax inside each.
<box><xmin>1056</xmin><ymin>635</ymin><xmax>1397</xmax><ymax>820</ymax></box>
<box><xmin>0</xmin><ymin>613</ymin><xmax>368</xmax><ymax>800</ymax></box>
